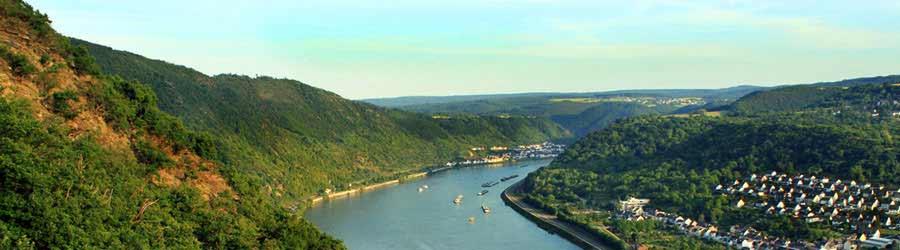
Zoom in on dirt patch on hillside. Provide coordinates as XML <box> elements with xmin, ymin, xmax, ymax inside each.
<box><xmin>147</xmin><ymin>135</ymin><xmax>236</xmax><ymax>200</ymax></box>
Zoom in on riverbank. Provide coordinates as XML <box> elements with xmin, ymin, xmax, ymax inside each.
<box><xmin>502</xmin><ymin>179</ymin><xmax>620</xmax><ymax>250</ymax></box>
<box><xmin>310</xmin><ymin>171</ymin><xmax>429</xmax><ymax>204</ymax></box>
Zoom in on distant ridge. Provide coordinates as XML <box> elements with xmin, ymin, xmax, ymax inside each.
<box><xmin>362</xmin><ymin>85</ymin><xmax>767</xmax><ymax>108</ymax></box>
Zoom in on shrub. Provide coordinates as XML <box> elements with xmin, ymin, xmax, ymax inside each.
<box><xmin>49</xmin><ymin>90</ymin><xmax>79</xmax><ymax>119</ymax></box>
<box><xmin>133</xmin><ymin>140</ymin><xmax>172</xmax><ymax>168</ymax></box>
<box><xmin>65</xmin><ymin>45</ymin><xmax>100</xmax><ymax>75</ymax></box>
<box><xmin>0</xmin><ymin>46</ymin><xmax>37</xmax><ymax>77</ymax></box>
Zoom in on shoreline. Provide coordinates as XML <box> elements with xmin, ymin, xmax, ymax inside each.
<box><xmin>502</xmin><ymin>179</ymin><xmax>618</xmax><ymax>250</ymax></box>
<box><xmin>309</xmin><ymin>171</ymin><xmax>426</xmax><ymax>205</ymax></box>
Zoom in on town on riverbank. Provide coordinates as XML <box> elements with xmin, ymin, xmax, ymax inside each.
<box><xmin>443</xmin><ymin>142</ymin><xmax>566</xmax><ymax>167</ymax></box>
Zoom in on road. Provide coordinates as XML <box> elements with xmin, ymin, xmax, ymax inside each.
<box><xmin>503</xmin><ymin>180</ymin><xmax>617</xmax><ymax>250</ymax></box>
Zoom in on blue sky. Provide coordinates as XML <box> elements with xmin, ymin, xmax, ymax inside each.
<box><xmin>32</xmin><ymin>0</ymin><xmax>900</xmax><ymax>99</ymax></box>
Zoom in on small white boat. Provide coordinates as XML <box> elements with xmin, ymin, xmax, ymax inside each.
<box><xmin>453</xmin><ymin>195</ymin><xmax>464</xmax><ymax>205</ymax></box>
<box><xmin>482</xmin><ymin>203</ymin><xmax>491</xmax><ymax>213</ymax></box>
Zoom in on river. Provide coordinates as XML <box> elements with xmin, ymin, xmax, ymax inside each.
<box><xmin>305</xmin><ymin>159</ymin><xmax>582</xmax><ymax>250</ymax></box>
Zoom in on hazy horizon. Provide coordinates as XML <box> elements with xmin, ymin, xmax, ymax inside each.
<box><xmin>32</xmin><ymin>1</ymin><xmax>900</xmax><ymax>99</ymax></box>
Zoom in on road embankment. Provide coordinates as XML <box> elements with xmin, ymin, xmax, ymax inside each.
<box><xmin>502</xmin><ymin>180</ymin><xmax>623</xmax><ymax>250</ymax></box>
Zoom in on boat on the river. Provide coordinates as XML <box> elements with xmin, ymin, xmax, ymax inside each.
<box><xmin>418</xmin><ymin>185</ymin><xmax>429</xmax><ymax>192</ymax></box>
<box><xmin>453</xmin><ymin>195</ymin><xmax>464</xmax><ymax>205</ymax></box>
<box><xmin>482</xmin><ymin>203</ymin><xmax>491</xmax><ymax>213</ymax></box>
<box><xmin>477</xmin><ymin>190</ymin><xmax>489</xmax><ymax>196</ymax></box>
<box><xmin>501</xmin><ymin>174</ymin><xmax>519</xmax><ymax>182</ymax></box>
<box><xmin>481</xmin><ymin>181</ymin><xmax>500</xmax><ymax>188</ymax></box>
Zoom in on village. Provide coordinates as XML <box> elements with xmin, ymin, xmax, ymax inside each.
<box><xmin>616</xmin><ymin>171</ymin><xmax>900</xmax><ymax>249</ymax></box>
<box><xmin>443</xmin><ymin>142</ymin><xmax>566</xmax><ymax>167</ymax></box>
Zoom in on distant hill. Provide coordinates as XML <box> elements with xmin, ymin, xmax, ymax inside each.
<box><xmin>73</xmin><ymin>38</ymin><xmax>572</xmax><ymax>202</ymax></box>
<box><xmin>728</xmin><ymin>75</ymin><xmax>900</xmax><ymax>114</ymax></box>
<box><xmin>362</xmin><ymin>92</ymin><xmax>559</xmax><ymax>107</ymax></box>
<box><xmin>365</xmin><ymin>86</ymin><xmax>766</xmax><ymax>137</ymax></box>
<box><xmin>362</xmin><ymin>86</ymin><xmax>765</xmax><ymax>108</ymax></box>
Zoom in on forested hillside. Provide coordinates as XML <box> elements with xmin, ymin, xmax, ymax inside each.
<box><xmin>729</xmin><ymin>75</ymin><xmax>900</xmax><ymax>114</ymax></box>
<box><xmin>0</xmin><ymin>1</ymin><xmax>342</xmax><ymax>249</ymax></box>
<box><xmin>73</xmin><ymin>39</ymin><xmax>572</xmax><ymax>201</ymax></box>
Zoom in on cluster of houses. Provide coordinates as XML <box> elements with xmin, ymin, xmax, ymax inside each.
<box><xmin>712</xmin><ymin>171</ymin><xmax>900</xmax><ymax>249</ymax></box>
<box><xmin>447</xmin><ymin>142</ymin><xmax>565</xmax><ymax>167</ymax></box>
<box><xmin>469</xmin><ymin>146</ymin><xmax>510</xmax><ymax>151</ymax></box>
<box><xmin>593</xmin><ymin>96</ymin><xmax>706</xmax><ymax>107</ymax></box>
<box><xmin>508</xmin><ymin>142</ymin><xmax>565</xmax><ymax>160</ymax></box>
<box><xmin>717</xmin><ymin>172</ymin><xmax>900</xmax><ymax>229</ymax></box>
<box><xmin>617</xmin><ymin>197</ymin><xmax>899</xmax><ymax>249</ymax></box>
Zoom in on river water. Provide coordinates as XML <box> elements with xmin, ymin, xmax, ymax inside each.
<box><xmin>305</xmin><ymin>159</ymin><xmax>581</xmax><ymax>250</ymax></box>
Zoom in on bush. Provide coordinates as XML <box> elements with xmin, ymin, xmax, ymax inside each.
<box><xmin>0</xmin><ymin>1</ymin><xmax>53</xmax><ymax>38</ymax></box>
<box><xmin>64</xmin><ymin>45</ymin><xmax>99</xmax><ymax>75</ymax></box>
<box><xmin>49</xmin><ymin>90</ymin><xmax>79</xmax><ymax>119</ymax></box>
<box><xmin>133</xmin><ymin>140</ymin><xmax>172</xmax><ymax>168</ymax></box>
<box><xmin>0</xmin><ymin>46</ymin><xmax>37</xmax><ymax>77</ymax></box>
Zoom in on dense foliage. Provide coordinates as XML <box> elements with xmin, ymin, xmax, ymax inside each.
<box><xmin>729</xmin><ymin>76</ymin><xmax>900</xmax><ymax>114</ymax></box>
<box><xmin>0</xmin><ymin>95</ymin><xmax>343</xmax><ymax>249</ymax></box>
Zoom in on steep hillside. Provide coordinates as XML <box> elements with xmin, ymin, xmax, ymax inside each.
<box><xmin>0</xmin><ymin>1</ymin><xmax>341</xmax><ymax>249</ymax></box>
<box><xmin>73</xmin><ymin>38</ymin><xmax>571</xmax><ymax>201</ymax></box>
<box><xmin>729</xmin><ymin>75</ymin><xmax>900</xmax><ymax>114</ymax></box>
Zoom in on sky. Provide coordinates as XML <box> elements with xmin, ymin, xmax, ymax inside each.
<box><xmin>31</xmin><ymin>0</ymin><xmax>900</xmax><ymax>99</ymax></box>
